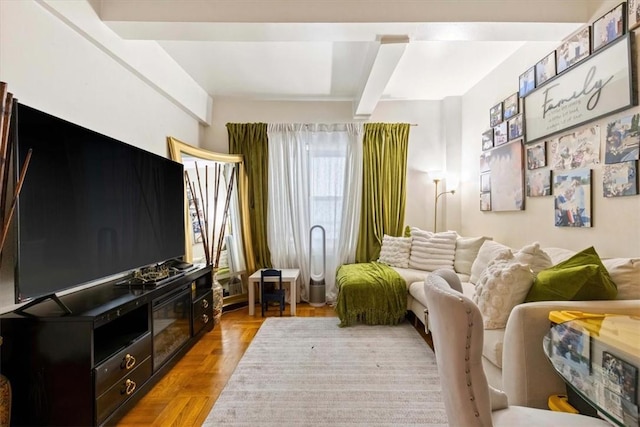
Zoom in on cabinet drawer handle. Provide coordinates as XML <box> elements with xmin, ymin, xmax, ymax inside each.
<box><xmin>202</xmin><ymin>314</ymin><xmax>209</xmax><ymax>324</ymax></box>
<box><xmin>123</xmin><ymin>379</ymin><xmax>136</xmax><ymax>396</ymax></box>
<box><xmin>122</xmin><ymin>353</ymin><xmax>136</xmax><ymax>370</ymax></box>
<box><xmin>202</xmin><ymin>299</ymin><xmax>209</xmax><ymax>309</ymax></box>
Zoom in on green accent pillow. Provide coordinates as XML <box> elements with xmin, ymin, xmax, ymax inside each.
<box><xmin>524</xmin><ymin>246</ymin><xmax>617</xmax><ymax>302</ymax></box>
<box><xmin>404</xmin><ymin>225</ymin><xmax>411</xmax><ymax>237</ymax></box>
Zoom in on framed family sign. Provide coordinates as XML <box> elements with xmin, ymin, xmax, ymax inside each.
<box><xmin>524</xmin><ymin>34</ymin><xmax>634</xmax><ymax>143</ymax></box>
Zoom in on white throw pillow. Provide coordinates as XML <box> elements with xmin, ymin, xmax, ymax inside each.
<box><xmin>454</xmin><ymin>235</ymin><xmax>493</xmax><ymax>275</ymax></box>
<box><xmin>514</xmin><ymin>242</ymin><xmax>553</xmax><ymax>274</ymax></box>
<box><xmin>378</xmin><ymin>235</ymin><xmax>412</xmax><ymax>268</ymax></box>
<box><xmin>602</xmin><ymin>257</ymin><xmax>640</xmax><ymax>300</ymax></box>
<box><xmin>408</xmin><ymin>230</ymin><xmax>457</xmax><ymax>271</ymax></box>
<box><xmin>472</xmin><ymin>251</ymin><xmax>535</xmax><ymax>329</ymax></box>
<box><xmin>469</xmin><ymin>240</ymin><xmax>511</xmax><ymax>284</ymax></box>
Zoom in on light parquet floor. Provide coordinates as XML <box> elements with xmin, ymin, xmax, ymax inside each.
<box><xmin>116</xmin><ymin>303</ymin><xmax>338</xmax><ymax>426</ymax></box>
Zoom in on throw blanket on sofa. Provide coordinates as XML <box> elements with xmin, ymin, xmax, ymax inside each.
<box><xmin>335</xmin><ymin>262</ymin><xmax>407</xmax><ymax>327</ymax></box>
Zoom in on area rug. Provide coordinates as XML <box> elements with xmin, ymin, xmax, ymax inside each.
<box><xmin>203</xmin><ymin>317</ymin><xmax>447</xmax><ymax>426</ymax></box>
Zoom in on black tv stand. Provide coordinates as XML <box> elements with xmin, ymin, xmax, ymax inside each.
<box><xmin>1</xmin><ymin>264</ymin><xmax>214</xmax><ymax>426</ymax></box>
<box><xmin>14</xmin><ymin>293</ymin><xmax>72</xmax><ymax>316</ymax></box>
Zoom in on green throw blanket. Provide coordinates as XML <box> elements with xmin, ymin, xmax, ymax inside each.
<box><xmin>335</xmin><ymin>262</ymin><xmax>407</xmax><ymax>327</ymax></box>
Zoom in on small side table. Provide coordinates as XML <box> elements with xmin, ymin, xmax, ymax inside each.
<box><xmin>248</xmin><ymin>269</ymin><xmax>300</xmax><ymax>316</ymax></box>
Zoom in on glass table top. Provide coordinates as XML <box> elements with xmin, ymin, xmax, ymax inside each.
<box><xmin>544</xmin><ymin>313</ymin><xmax>640</xmax><ymax>427</ymax></box>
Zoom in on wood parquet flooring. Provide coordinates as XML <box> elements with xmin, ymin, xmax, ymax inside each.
<box><xmin>116</xmin><ymin>303</ymin><xmax>432</xmax><ymax>426</ymax></box>
<box><xmin>116</xmin><ymin>303</ymin><xmax>338</xmax><ymax>426</ymax></box>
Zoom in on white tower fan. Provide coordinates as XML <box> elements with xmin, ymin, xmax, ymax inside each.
<box><xmin>308</xmin><ymin>225</ymin><xmax>326</xmax><ymax>307</ymax></box>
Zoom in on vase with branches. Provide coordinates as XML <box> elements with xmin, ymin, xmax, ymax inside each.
<box><xmin>184</xmin><ymin>161</ymin><xmax>236</xmax><ymax>325</ymax></box>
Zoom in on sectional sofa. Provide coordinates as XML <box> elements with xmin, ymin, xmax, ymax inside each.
<box><xmin>379</xmin><ymin>229</ymin><xmax>640</xmax><ymax>409</ymax></box>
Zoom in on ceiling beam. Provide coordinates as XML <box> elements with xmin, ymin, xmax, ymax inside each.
<box><xmin>353</xmin><ymin>35</ymin><xmax>409</xmax><ymax>119</ymax></box>
<box><xmin>97</xmin><ymin>0</ymin><xmax>604</xmax><ymax>24</ymax></box>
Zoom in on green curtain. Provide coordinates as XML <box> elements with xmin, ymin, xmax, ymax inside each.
<box><xmin>227</xmin><ymin>123</ymin><xmax>272</xmax><ymax>270</ymax></box>
<box><xmin>355</xmin><ymin>123</ymin><xmax>410</xmax><ymax>262</ymax></box>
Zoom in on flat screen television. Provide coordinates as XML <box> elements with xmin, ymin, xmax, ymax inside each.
<box><xmin>12</xmin><ymin>103</ymin><xmax>185</xmax><ymax>303</ymax></box>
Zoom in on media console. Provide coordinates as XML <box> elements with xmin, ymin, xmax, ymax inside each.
<box><xmin>0</xmin><ymin>264</ymin><xmax>213</xmax><ymax>426</ymax></box>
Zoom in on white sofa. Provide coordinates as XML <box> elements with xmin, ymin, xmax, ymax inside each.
<box><xmin>389</xmin><ymin>236</ymin><xmax>640</xmax><ymax>409</ymax></box>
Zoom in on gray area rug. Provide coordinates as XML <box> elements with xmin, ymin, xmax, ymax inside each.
<box><xmin>203</xmin><ymin>317</ymin><xmax>447</xmax><ymax>426</ymax></box>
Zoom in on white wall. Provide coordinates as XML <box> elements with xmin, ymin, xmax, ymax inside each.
<box><xmin>459</xmin><ymin>38</ymin><xmax>640</xmax><ymax>258</ymax></box>
<box><xmin>0</xmin><ymin>0</ymin><xmax>202</xmax><ymax>310</ymax></box>
<box><xmin>204</xmin><ymin>97</ymin><xmax>446</xmax><ymax>232</ymax></box>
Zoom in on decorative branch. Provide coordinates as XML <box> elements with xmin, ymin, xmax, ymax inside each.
<box><xmin>184</xmin><ymin>171</ymin><xmax>210</xmax><ymax>265</ymax></box>
<box><xmin>0</xmin><ymin>149</ymin><xmax>32</xmax><ymax>253</ymax></box>
<box><xmin>214</xmin><ymin>170</ymin><xmax>235</xmax><ymax>269</ymax></box>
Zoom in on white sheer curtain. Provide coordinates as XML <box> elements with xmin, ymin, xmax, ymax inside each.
<box><xmin>267</xmin><ymin>123</ymin><xmax>363</xmax><ymax>303</ymax></box>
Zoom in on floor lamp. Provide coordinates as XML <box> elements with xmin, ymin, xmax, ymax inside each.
<box><xmin>433</xmin><ymin>178</ymin><xmax>455</xmax><ymax>232</ymax></box>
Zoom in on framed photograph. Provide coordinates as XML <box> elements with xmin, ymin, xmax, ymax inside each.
<box><xmin>519</xmin><ymin>66</ymin><xmax>536</xmax><ymax>97</ymax></box>
<box><xmin>526</xmin><ymin>168</ymin><xmax>551</xmax><ymax>197</ymax></box>
<box><xmin>508</xmin><ymin>114</ymin><xmax>524</xmax><ymax>141</ymax></box>
<box><xmin>526</xmin><ymin>141</ymin><xmax>546</xmax><ymax>169</ymax></box>
<box><xmin>480</xmin><ymin>172</ymin><xmax>491</xmax><ymax>192</ymax></box>
<box><xmin>603</xmin><ymin>351</ymin><xmax>638</xmax><ymax>404</ymax></box>
<box><xmin>605</xmin><ymin>113</ymin><xmax>640</xmax><ymax>164</ymax></box>
<box><xmin>489</xmin><ymin>140</ymin><xmax>524</xmax><ymax>212</ymax></box>
<box><xmin>490</xmin><ymin>102</ymin><xmax>503</xmax><ymax>127</ymax></box>
<box><xmin>550</xmin><ymin>322</ymin><xmax>591</xmax><ymax>367</ymax></box>
<box><xmin>480</xmin><ymin>192</ymin><xmax>491</xmax><ymax>211</ymax></box>
<box><xmin>603</xmin><ymin>161</ymin><xmax>638</xmax><ymax>197</ymax></box>
<box><xmin>553</xmin><ymin>168</ymin><xmax>592</xmax><ymax>227</ymax></box>
<box><xmin>593</xmin><ymin>3</ymin><xmax>626</xmax><ymax>52</ymax></box>
<box><xmin>480</xmin><ymin>151</ymin><xmax>492</xmax><ymax>173</ymax></box>
<box><xmin>494</xmin><ymin>121</ymin><xmax>508</xmax><ymax>146</ymax></box>
<box><xmin>556</xmin><ymin>26</ymin><xmax>591</xmax><ymax>74</ymax></box>
<box><xmin>535</xmin><ymin>51</ymin><xmax>557</xmax><ymax>86</ymax></box>
<box><xmin>482</xmin><ymin>129</ymin><xmax>494</xmax><ymax>151</ymax></box>
<box><xmin>629</xmin><ymin>0</ymin><xmax>640</xmax><ymax>31</ymax></box>
<box><xmin>549</xmin><ymin>126</ymin><xmax>601</xmax><ymax>170</ymax></box>
<box><xmin>503</xmin><ymin>93</ymin><xmax>519</xmax><ymax>120</ymax></box>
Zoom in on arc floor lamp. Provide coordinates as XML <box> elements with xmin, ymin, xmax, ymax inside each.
<box><xmin>433</xmin><ymin>175</ymin><xmax>455</xmax><ymax>232</ymax></box>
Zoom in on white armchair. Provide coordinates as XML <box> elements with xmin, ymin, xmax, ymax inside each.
<box><xmin>424</xmin><ymin>272</ymin><xmax>610</xmax><ymax>426</ymax></box>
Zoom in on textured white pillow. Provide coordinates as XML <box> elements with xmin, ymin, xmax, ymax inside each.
<box><xmin>603</xmin><ymin>257</ymin><xmax>640</xmax><ymax>300</ymax></box>
<box><xmin>378</xmin><ymin>235</ymin><xmax>412</xmax><ymax>268</ymax></box>
<box><xmin>469</xmin><ymin>240</ymin><xmax>511</xmax><ymax>284</ymax></box>
<box><xmin>454</xmin><ymin>235</ymin><xmax>493</xmax><ymax>275</ymax></box>
<box><xmin>472</xmin><ymin>251</ymin><xmax>535</xmax><ymax>329</ymax></box>
<box><xmin>514</xmin><ymin>242</ymin><xmax>552</xmax><ymax>274</ymax></box>
<box><xmin>408</xmin><ymin>231</ymin><xmax>457</xmax><ymax>271</ymax></box>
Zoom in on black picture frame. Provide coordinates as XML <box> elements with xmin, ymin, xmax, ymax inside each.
<box><xmin>519</xmin><ymin>66</ymin><xmax>536</xmax><ymax>97</ymax></box>
<box><xmin>494</xmin><ymin>121</ymin><xmax>508</xmax><ymax>146</ymax></box>
<box><xmin>490</xmin><ymin>102</ymin><xmax>503</xmax><ymax>127</ymax></box>
<box><xmin>526</xmin><ymin>141</ymin><xmax>546</xmax><ymax>170</ymax></box>
<box><xmin>593</xmin><ymin>2</ymin><xmax>626</xmax><ymax>52</ymax></box>
<box><xmin>503</xmin><ymin>93</ymin><xmax>519</xmax><ymax>120</ymax></box>
<box><xmin>482</xmin><ymin>129</ymin><xmax>494</xmax><ymax>151</ymax></box>
<box><xmin>603</xmin><ymin>351</ymin><xmax>638</xmax><ymax>405</ymax></box>
<box><xmin>508</xmin><ymin>114</ymin><xmax>524</xmax><ymax>141</ymax></box>
<box><xmin>535</xmin><ymin>51</ymin><xmax>557</xmax><ymax>86</ymax></box>
<box><xmin>556</xmin><ymin>26</ymin><xmax>591</xmax><ymax>74</ymax></box>
<box><xmin>603</xmin><ymin>161</ymin><xmax>638</xmax><ymax>197</ymax></box>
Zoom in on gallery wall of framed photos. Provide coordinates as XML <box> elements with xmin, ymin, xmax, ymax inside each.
<box><xmin>479</xmin><ymin>1</ymin><xmax>640</xmax><ymax>230</ymax></box>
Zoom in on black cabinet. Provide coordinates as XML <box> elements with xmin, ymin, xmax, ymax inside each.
<box><xmin>1</xmin><ymin>265</ymin><xmax>213</xmax><ymax>426</ymax></box>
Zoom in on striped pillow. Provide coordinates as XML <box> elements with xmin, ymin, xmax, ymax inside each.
<box><xmin>409</xmin><ymin>230</ymin><xmax>457</xmax><ymax>271</ymax></box>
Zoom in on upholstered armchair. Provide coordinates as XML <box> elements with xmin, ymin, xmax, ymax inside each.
<box><xmin>424</xmin><ymin>271</ymin><xmax>609</xmax><ymax>426</ymax></box>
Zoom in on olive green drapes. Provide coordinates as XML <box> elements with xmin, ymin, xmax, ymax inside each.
<box><xmin>355</xmin><ymin>123</ymin><xmax>410</xmax><ymax>263</ymax></box>
<box><xmin>227</xmin><ymin>123</ymin><xmax>272</xmax><ymax>270</ymax></box>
